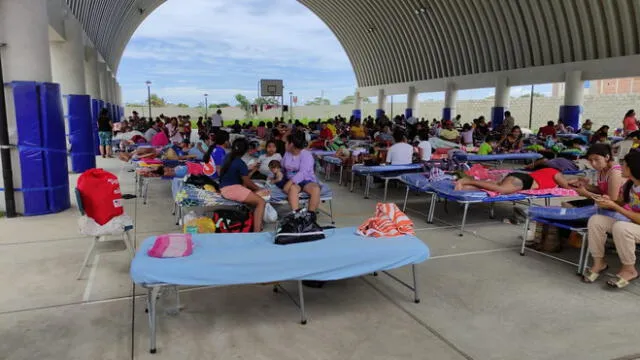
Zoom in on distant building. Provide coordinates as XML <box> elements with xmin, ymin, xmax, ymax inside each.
<box><xmin>552</xmin><ymin>77</ymin><xmax>640</xmax><ymax>97</ymax></box>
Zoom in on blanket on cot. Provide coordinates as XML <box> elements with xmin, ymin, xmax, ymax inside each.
<box><xmin>130</xmin><ymin>227</ymin><xmax>430</xmax><ymax>285</ymax></box>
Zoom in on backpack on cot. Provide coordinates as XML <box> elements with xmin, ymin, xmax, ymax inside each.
<box><xmin>77</xmin><ymin>169</ymin><xmax>124</xmax><ymax>225</ymax></box>
<box><xmin>212</xmin><ymin>207</ymin><xmax>254</xmax><ymax>233</ymax></box>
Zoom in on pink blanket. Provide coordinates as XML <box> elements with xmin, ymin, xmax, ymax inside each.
<box><xmin>482</xmin><ymin>187</ymin><xmax>578</xmax><ymax>198</ymax></box>
<box><xmin>148</xmin><ymin>234</ymin><xmax>193</xmax><ymax>258</ymax></box>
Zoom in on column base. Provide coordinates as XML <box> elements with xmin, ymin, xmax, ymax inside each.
<box><xmin>559</xmin><ymin>105</ymin><xmax>581</xmax><ymax>131</ymax></box>
<box><xmin>375</xmin><ymin>109</ymin><xmax>385</xmax><ymax>119</ymax></box>
<box><xmin>405</xmin><ymin>108</ymin><xmax>413</xmax><ymax>120</ymax></box>
<box><xmin>491</xmin><ymin>106</ymin><xmax>505</xmax><ymax>130</ymax></box>
<box><xmin>442</xmin><ymin>108</ymin><xmax>451</xmax><ymax>121</ymax></box>
<box><xmin>352</xmin><ymin>109</ymin><xmax>362</xmax><ymax>120</ymax></box>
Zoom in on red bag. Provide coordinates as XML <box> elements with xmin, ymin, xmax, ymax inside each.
<box><xmin>77</xmin><ymin>169</ymin><xmax>124</xmax><ymax>225</ymax></box>
<box><xmin>212</xmin><ymin>207</ymin><xmax>253</xmax><ymax>233</ymax></box>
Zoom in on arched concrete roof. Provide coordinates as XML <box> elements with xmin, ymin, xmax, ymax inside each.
<box><xmin>67</xmin><ymin>0</ymin><xmax>640</xmax><ymax>90</ymax></box>
<box><xmin>65</xmin><ymin>0</ymin><xmax>165</xmax><ymax>71</ymax></box>
<box><xmin>300</xmin><ymin>0</ymin><xmax>640</xmax><ymax>88</ymax></box>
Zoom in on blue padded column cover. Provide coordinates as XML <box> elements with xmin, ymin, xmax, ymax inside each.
<box><xmin>67</xmin><ymin>95</ymin><xmax>96</xmax><ymax>173</ymax></box>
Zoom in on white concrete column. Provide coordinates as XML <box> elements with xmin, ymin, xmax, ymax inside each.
<box><xmin>84</xmin><ymin>47</ymin><xmax>100</xmax><ymax>99</ymax></box>
<box><xmin>50</xmin><ymin>17</ymin><xmax>86</xmax><ymax>95</ymax></box>
<box><xmin>376</xmin><ymin>88</ymin><xmax>386</xmax><ymax>118</ymax></box>
<box><xmin>406</xmin><ymin>86</ymin><xmax>418</xmax><ymax>120</ymax></box>
<box><xmin>97</xmin><ymin>62</ymin><xmax>108</xmax><ymax>102</ymax></box>
<box><xmin>0</xmin><ymin>0</ymin><xmax>52</xmax><ymax>82</ymax></box>
<box><xmin>443</xmin><ymin>82</ymin><xmax>457</xmax><ymax>120</ymax></box>
<box><xmin>106</xmin><ymin>73</ymin><xmax>114</xmax><ymax>103</ymax></box>
<box><xmin>491</xmin><ymin>77</ymin><xmax>510</xmax><ymax>129</ymax></box>
<box><xmin>0</xmin><ymin>0</ymin><xmax>55</xmax><ymax>214</ymax></box>
<box><xmin>352</xmin><ymin>91</ymin><xmax>362</xmax><ymax>120</ymax></box>
<box><xmin>561</xmin><ymin>70</ymin><xmax>584</xmax><ymax>130</ymax></box>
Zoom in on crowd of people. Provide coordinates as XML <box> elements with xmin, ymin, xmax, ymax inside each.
<box><xmin>110</xmin><ymin>106</ymin><xmax>640</xmax><ymax>289</ymax></box>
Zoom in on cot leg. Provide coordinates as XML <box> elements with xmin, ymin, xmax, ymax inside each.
<box><xmin>402</xmin><ymin>186</ymin><xmax>410</xmax><ymax>212</ymax></box>
<box><xmin>412</xmin><ymin>264</ymin><xmax>420</xmax><ymax>303</ymax></box>
<box><xmin>338</xmin><ymin>165</ymin><xmax>344</xmax><ymax>185</ymax></box>
<box><xmin>328</xmin><ymin>199</ymin><xmax>335</xmax><ymax>224</ymax></box>
<box><xmin>544</xmin><ymin>197</ymin><xmax>551</xmax><ymax>207</ymax></box>
<box><xmin>577</xmin><ymin>232</ymin><xmax>588</xmax><ymax>275</ymax></box>
<box><xmin>520</xmin><ymin>217</ymin><xmax>530</xmax><ymax>255</ymax></box>
<box><xmin>459</xmin><ymin>203</ymin><xmax>469</xmax><ymax>236</ymax></box>
<box><xmin>143</xmin><ymin>179</ymin><xmax>149</xmax><ymax>205</ymax></box>
<box><xmin>298</xmin><ymin>281</ymin><xmax>307</xmax><ymax>325</ymax></box>
<box><xmin>350</xmin><ymin>171</ymin><xmax>355</xmax><ymax>192</ymax></box>
<box><xmin>148</xmin><ymin>286</ymin><xmax>161</xmax><ymax>354</ymax></box>
<box><xmin>364</xmin><ymin>175</ymin><xmax>371</xmax><ymax>199</ymax></box>
<box><xmin>383</xmin><ymin>178</ymin><xmax>390</xmax><ymax>202</ymax></box>
<box><xmin>427</xmin><ymin>193</ymin><xmax>436</xmax><ymax>223</ymax></box>
<box><xmin>77</xmin><ymin>237</ymin><xmax>98</xmax><ymax>280</ymax></box>
<box><xmin>489</xmin><ymin>203</ymin><xmax>495</xmax><ymax>219</ymax></box>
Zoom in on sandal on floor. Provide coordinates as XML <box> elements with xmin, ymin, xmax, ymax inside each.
<box><xmin>606</xmin><ymin>274</ymin><xmax>639</xmax><ymax>289</ymax></box>
<box><xmin>582</xmin><ymin>265</ymin><xmax>609</xmax><ymax>283</ymax></box>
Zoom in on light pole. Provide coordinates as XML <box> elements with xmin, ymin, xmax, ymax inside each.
<box><xmin>145</xmin><ymin>80</ymin><xmax>152</xmax><ymax>120</ymax></box>
<box><xmin>289</xmin><ymin>92</ymin><xmax>293</xmax><ymax>121</ymax></box>
<box><xmin>204</xmin><ymin>93</ymin><xmax>209</xmax><ymax>119</ymax></box>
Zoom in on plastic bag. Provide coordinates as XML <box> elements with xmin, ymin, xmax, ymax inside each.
<box><xmin>263</xmin><ymin>203</ymin><xmax>278</xmax><ymax>223</ymax></box>
<box><xmin>184</xmin><ymin>217</ymin><xmax>216</xmax><ymax>234</ymax></box>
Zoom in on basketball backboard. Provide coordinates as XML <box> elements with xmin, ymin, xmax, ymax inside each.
<box><xmin>260</xmin><ymin>79</ymin><xmax>283</xmax><ymax>97</ymax></box>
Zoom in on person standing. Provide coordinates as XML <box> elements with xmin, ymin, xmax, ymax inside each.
<box><xmin>502</xmin><ymin>111</ymin><xmax>515</xmax><ymax>136</ymax></box>
<box><xmin>212</xmin><ymin>109</ymin><xmax>223</xmax><ymax>133</ymax></box>
<box><xmin>97</xmin><ymin>108</ymin><xmax>113</xmax><ymax>158</ymax></box>
<box><xmin>623</xmin><ymin>109</ymin><xmax>638</xmax><ymax>135</ymax></box>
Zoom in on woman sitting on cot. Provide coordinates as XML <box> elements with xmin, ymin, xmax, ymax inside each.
<box><xmin>583</xmin><ymin>151</ymin><xmax>640</xmax><ymax>288</ymax></box>
<box><xmin>455</xmin><ymin>167</ymin><xmax>576</xmax><ymax>194</ymax></box>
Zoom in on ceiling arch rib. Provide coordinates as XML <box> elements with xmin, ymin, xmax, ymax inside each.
<box><xmin>64</xmin><ymin>0</ymin><xmax>640</xmax><ymax>88</ymax></box>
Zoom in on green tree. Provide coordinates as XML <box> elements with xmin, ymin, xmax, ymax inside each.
<box><xmin>176</xmin><ymin>103</ymin><xmax>189</xmax><ymax>108</ymax></box>
<box><xmin>339</xmin><ymin>95</ymin><xmax>371</xmax><ymax>105</ymax></box>
<box><xmin>149</xmin><ymin>93</ymin><xmax>167</xmax><ymax>107</ymax></box>
<box><xmin>254</xmin><ymin>97</ymin><xmax>279</xmax><ymax>106</ymax></box>
<box><xmin>235</xmin><ymin>94</ymin><xmax>252</xmax><ymax>117</ymax></box>
<box><xmin>305</xmin><ymin>97</ymin><xmax>331</xmax><ymax>106</ymax></box>
<box><xmin>125</xmin><ymin>102</ymin><xmax>144</xmax><ymax>107</ymax></box>
<box><xmin>209</xmin><ymin>103</ymin><xmax>230</xmax><ymax>108</ymax></box>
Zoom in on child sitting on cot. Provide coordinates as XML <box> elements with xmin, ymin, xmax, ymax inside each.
<box><xmin>455</xmin><ymin>168</ymin><xmax>578</xmax><ymax>194</ymax></box>
<box><xmin>477</xmin><ymin>134</ymin><xmax>500</xmax><ymax>155</ymax></box>
<box><xmin>268</xmin><ymin>160</ymin><xmax>287</xmax><ymax>189</ymax></box>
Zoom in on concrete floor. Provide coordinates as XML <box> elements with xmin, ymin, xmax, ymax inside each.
<box><xmin>2</xmin><ymin>158</ymin><xmax>640</xmax><ymax>360</ymax></box>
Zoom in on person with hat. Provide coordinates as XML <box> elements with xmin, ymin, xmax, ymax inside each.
<box><xmin>439</xmin><ymin>120</ymin><xmax>460</xmax><ymax>143</ymax></box>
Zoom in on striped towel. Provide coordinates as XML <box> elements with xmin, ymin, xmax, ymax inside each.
<box><xmin>148</xmin><ymin>234</ymin><xmax>193</xmax><ymax>258</ymax></box>
<box><xmin>357</xmin><ymin>203</ymin><xmax>415</xmax><ymax>237</ymax></box>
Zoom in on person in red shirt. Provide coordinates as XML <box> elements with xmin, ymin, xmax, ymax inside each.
<box><xmin>455</xmin><ymin>168</ymin><xmax>576</xmax><ymax>193</ymax></box>
<box><xmin>537</xmin><ymin>121</ymin><xmax>557</xmax><ymax>139</ymax></box>
<box><xmin>623</xmin><ymin>109</ymin><xmax>638</xmax><ymax>135</ymax></box>
<box><xmin>309</xmin><ymin>122</ymin><xmax>333</xmax><ymax>149</ymax></box>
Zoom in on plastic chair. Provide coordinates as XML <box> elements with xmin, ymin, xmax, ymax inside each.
<box><xmin>75</xmin><ymin>188</ymin><xmax>135</xmax><ymax>280</ymax></box>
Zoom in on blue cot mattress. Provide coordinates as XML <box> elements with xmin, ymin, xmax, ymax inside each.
<box><xmin>267</xmin><ymin>182</ymin><xmax>333</xmax><ymax>203</ymax></box>
<box><xmin>453</xmin><ymin>153</ymin><xmax>542</xmax><ymax>162</ymax></box>
<box><xmin>130</xmin><ymin>227</ymin><xmax>430</xmax><ymax>286</ymax></box>
<box><xmin>400</xmin><ymin>173</ymin><xmax>433</xmax><ymax>192</ymax></box>
<box><xmin>323</xmin><ymin>156</ymin><xmax>343</xmax><ymax>165</ymax></box>
<box><xmin>527</xmin><ymin>205</ymin><xmax>597</xmax><ymax>220</ymax></box>
<box><xmin>352</xmin><ymin>163</ymin><xmax>423</xmax><ymax>175</ymax></box>
<box><xmin>310</xmin><ymin>150</ymin><xmax>336</xmax><ymax>157</ymax></box>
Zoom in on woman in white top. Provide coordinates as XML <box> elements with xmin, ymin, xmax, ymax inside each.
<box><xmin>417</xmin><ymin>129</ymin><xmax>432</xmax><ymax>161</ymax></box>
<box><xmin>386</xmin><ymin>130</ymin><xmax>414</xmax><ymax>165</ymax></box>
<box><xmin>166</xmin><ymin>117</ymin><xmax>183</xmax><ymax>144</ymax></box>
<box><xmin>250</xmin><ymin>139</ymin><xmax>283</xmax><ymax>180</ymax></box>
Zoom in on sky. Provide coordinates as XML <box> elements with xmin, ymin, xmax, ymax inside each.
<box><xmin>117</xmin><ymin>0</ymin><xmax>552</xmax><ymax>107</ymax></box>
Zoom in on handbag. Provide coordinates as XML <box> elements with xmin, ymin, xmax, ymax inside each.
<box><xmin>274</xmin><ymin>210</ymin><xmax>325</xmax><ymax>245</ymax></box>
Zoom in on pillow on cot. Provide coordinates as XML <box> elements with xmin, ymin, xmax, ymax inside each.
<box><xmin>148</xmin><ymin>234</ymin><xmax>193</xmax><ymax>258</ymax></box>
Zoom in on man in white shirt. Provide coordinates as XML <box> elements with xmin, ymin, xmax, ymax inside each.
<box><xmin>386</xmin><ymin>130</ymin><xmax>414</xmax><ymax>165</ymax></box>
<box><xmin>211</xmin><ymin>109</ymin><xmax>223</xmax><ymax>130</ymax></box>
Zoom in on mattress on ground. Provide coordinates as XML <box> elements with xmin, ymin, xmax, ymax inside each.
<box><xmin>130</xmin><ymin>227</ymin><xmax>430</xmax><ymax>286</ymax></box>
<box><xmin>352</xmin><ymin>163</ymin><xmax>423</xmax><ymax>175</ymax></box>
<box><xmin>323</xmin><ymin>156</ymin><xmax>343</xmax><ymax>165</ymax></box>
<box><xmin>429</xmin><ymin>180</ymin><xmax>529</xmax><ymax>202</ymax></box>
<box><xmin>267</xmin><ymin>182</ymin><xmax>333</xmax><ymax>203</ymax></box>
<box><xmin>453</xmin><ymin>152</ymin><xmax>543</xmax><ymax>162</ymax></box>
<box><xmin>527</xmin><ymin>205</ymin><xmax>597</xmax><ymax>220</ymax></box>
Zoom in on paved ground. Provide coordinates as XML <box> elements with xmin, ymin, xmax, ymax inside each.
<box><xmin>2</xmin><ymin>158</ymin><xmax>640</xmax><ymax>360</ymax></box>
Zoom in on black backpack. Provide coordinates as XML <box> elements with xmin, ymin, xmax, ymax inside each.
<box><xmin>274</xmin><ymin>210</ymin><xmax>325</xmax><ymax>245</ymax></box>
<box><xmin>212</xmin><ymin>206</ymin><xmax>253</xmax><ymax>233</ymax></box>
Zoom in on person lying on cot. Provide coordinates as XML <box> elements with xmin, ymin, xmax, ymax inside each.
<box><xmin>583</xmin><ymin>151</ymin><xmax>640</xmax><ymax>288</ymax></box>
<box><xmin>454</xmin><ymin>167</ymin><xmax>577</xmax><ymax>193</ymax></box>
